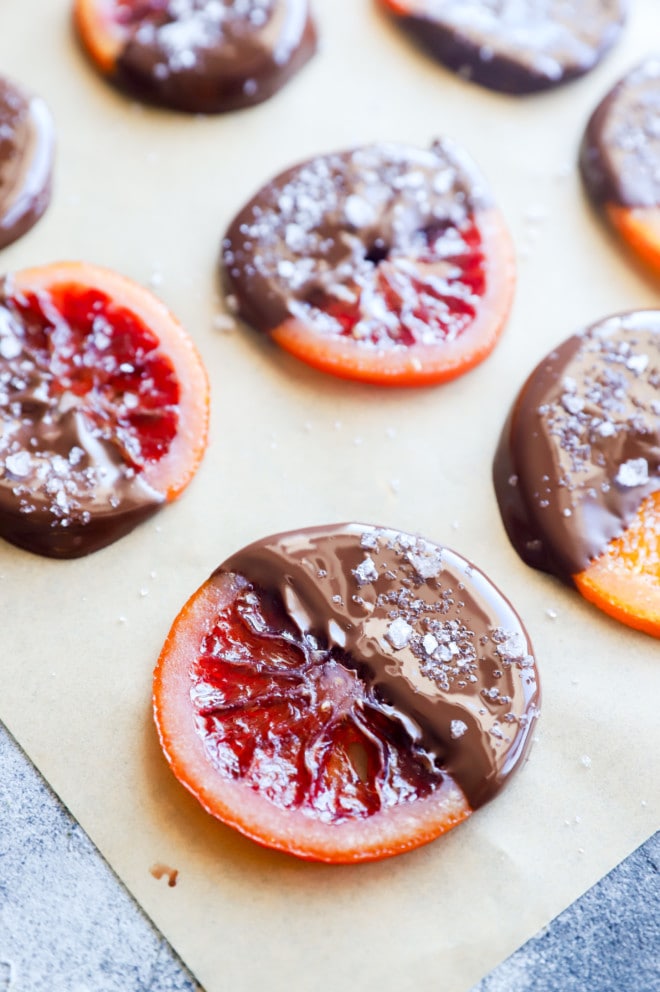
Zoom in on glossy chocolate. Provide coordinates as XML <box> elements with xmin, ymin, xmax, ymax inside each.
<box><xmin>384</xmin><ymin>0</ymin><xmax>627</xmax><ymax>94</ymax></box>
<box><xmin>0</xmin><ymin>77</ymin><xmax>54</xmax><ymax>249</ymax></box>
<box><xmin>222</xmin><ymin>140</ymin><xmax>491</xmax><ymax>338</ymax></box>
<box><xmin>494</xmin><ymin>312</ymin><xmax>660</xmax><ymax>581</ymax></box>
<box><xmin>220</xmin><ymin>523</ymin><xmax>540</xmax><ymax>810</ymax></box>
<box><xmin>111</xmin><ymin>0</ymin><xmax>317</xmax><ymax>113</ymax></box>
<box><xmin>581</xmin><ymin>58</ymin><xmax>660</xmax><ymax>209</ymax></box>
<box><xmin>0</xmin><ymin>279</ymin><xmax>164</xmax><ymax>558</ymax></box>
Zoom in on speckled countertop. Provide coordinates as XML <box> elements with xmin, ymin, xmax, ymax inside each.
<box><xmin>0</xmin><ymin>719</ymin><xmax>657</xmax><ymax>991</ymax></box>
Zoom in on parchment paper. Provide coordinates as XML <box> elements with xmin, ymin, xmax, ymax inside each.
<box><xmin>1</xmin><ymin>3</ymin><xmax>658</xmax><ymax>990</ymax></box>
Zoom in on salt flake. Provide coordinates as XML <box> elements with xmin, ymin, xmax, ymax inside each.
<box><xmin>352</xmin><ymin>556</ymin><xmax>379</xmax><ymax>587</ymax></box>
<box><xmin>422</xmin><ymin>633</ymin><xmax>438</xmax><ymax>656</ymax></box>
<box><xmin>450</xmin><ymin>720</ymin><xmax>468</xmax><ymax>740</ymax></box>
<box><xmin>616</xmin><ymin>458</ymin><xmax>649</xmax><ymax>488</ymax></box>
<box><xmin>386</xmin><ymin>618</ymin><xmax>413</xmax><ymax>650</ymax></box>
<box><xmin>4</xmin><ymin>452</ymin><xmax>30</xmax><ymax>477</ymax></box>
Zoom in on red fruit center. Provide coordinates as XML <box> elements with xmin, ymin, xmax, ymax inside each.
<box><xmin>191</xmin><ymin>584</ymin><xmax>447</xmax><ymax>824</ymax></box>
<box><xmin>308</xmin><ymin>216</ymin><xmax>486</xmax><ymax>348</ymax></box>
<box><xmin>4</xmin><ymin>283</ymin><xmax>180</xmax><ymax>468</ymax></box>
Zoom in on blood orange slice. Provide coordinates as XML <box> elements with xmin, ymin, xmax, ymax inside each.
<box><xmin>0</xmin><ymin>261</ymin><xmax>209</xmax><ymax>557</ymax></box>
<box><xmin>222</xmin><ymin>141</ymin><xmax>515</xmax><ymax>387</ymax></box>
<box><xmin>154</xmin><ymin>524</ymin><xmax>540</xmax><ymax>863</ymax></box>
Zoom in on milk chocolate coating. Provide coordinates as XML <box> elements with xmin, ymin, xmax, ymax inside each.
<box><xmin>222</xmin><ymin>140</ymin><xmax>490</xmax><ymax>337</ymax></box>
<box><xmin>220</xmin><ymin>523</ymin><xmax>540</xmax><ymax>810</ymax></box>
<box><xmin>581</xmin><ymin>58</ymin><xmax>660</xmax><ymax>209</ymax></box>
<box><xmin>0</xmin><ymin>281</ymin><xmax>164</xmax><ymax>558</ymax></box>
<box><xmin>494</xmin><ymin>312</ymin><xmax>660</xmax><ymax>581</ymax></box>
<box><xmin>0</xmin><ymin>77</ymin><xmax>54</xmax><ymax>249</ymax></box>
<box><xmin>112</xmin><ymin>0</ymin><xmax>317</xmax><ymax>114</ymax></box>
<box><xmin>385</xmin><ymin>0</ymin><xmax>627</xmax><ymax>94</ymax></box>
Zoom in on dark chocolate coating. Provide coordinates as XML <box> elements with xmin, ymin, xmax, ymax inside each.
<box><xmin>581</xmin><ymin>58</ymin><xmax>660</xmax><ymax>209</ymax></box>
<box><xmin>384</xmin><ymin>0</ymin><xmax>627</xmax><ymax>94</ymax></box>
<box><xmin>220</xmin><ymin>523</ymin><xmax>540</xmax><ymax>810</ymax></box>
<box><xmin>0</xmin><ymin>281</ymin><xmax>164</xmax><ymax>558</ymax></box>
<box><xmin>0</xmin><ymin>77</ymin><xmax>54</xmax><ymax>249</ymax></box>
<box><xmin>494</xmin><ymin>312</ymin><xmax>660</xmax><ymax>581</ymax></box>
<box><xmin>112</xmin><ymin>0</ymin><xmax>317</xmax><ymax>113</ymax></box>
<box><xmin>222</xmin><ymin>140</ymin><xmax>490</xmax><ymax>337</ymax></box>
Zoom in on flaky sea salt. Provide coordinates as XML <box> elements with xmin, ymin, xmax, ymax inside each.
<box><xmin>386</xmin><ymin>618</ymin><xmax>413</xmax><ymax>650</ymax></box>
<box><xmin>562</xmin><ymin>393</ymin><xmax>584</xmax><ymax>415</ymax></box>
<box><xmin>4</xmin><ymin>452</ymin><xmax>30</xmax><ymax>477</ymax></box>
<box><xmin>352</xmin><ymin>556</ymin><xmax>379</xmax><ymax>587</ymax></box>
<box><xmin>616</xmin><ymin>458</ymin><xmax>649</xmax><ymax>488</ymax></box>
<box><xmin>422</xmin><ymin>633</ymin><xmax>438</xmax><ymax>656</ymax></box>
<box><xmin>596</xmin><ymin>419</ymin><xmax>616</xmax><ymax>438</ymax></box>
<box><xmin>408</xmin><ymin>545</ymin><xmax>443</xmax><ymax>580</ymax></box>
<box><xmin>0</xmin><ymin>335</ymin><xmax>21</xmax><ymax>360</ymax></box>
<box><xmin>344</xmin><ymin>194</ymin><xmax>376</xmax><ymax>228</ymax></box>
<box><xmin>626</xmin><ymin>353</ymin><xmax>649</xmax><ymax>374</ymax></box>
<box><xmin>450</xmin><ymin>720</ymin><xmax>468</xmax><ymax>740</ymax></box>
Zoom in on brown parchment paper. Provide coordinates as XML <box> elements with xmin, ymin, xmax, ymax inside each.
<box><xmin>1</xmin><ymin>2</ymin><xmax>659</xmax><ymax>990</ymax></box>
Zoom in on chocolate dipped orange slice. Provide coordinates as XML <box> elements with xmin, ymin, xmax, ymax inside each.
<box><xmin>494</xmin><ymin>311</ymin><xmax>660</xmax><ymax>636</ymax></box>
<box><xmin>154</xmin><ymin>524</ymin><xmax>540</xmax><ymax>862</ymax></box>
<box><xmin>222</xmin><ymin>141</ymin><xmax>515</xmax><ymax>387</ymax></box>
<box><xmin>0</xmin><ymin>262</ymin><xmax>209</xmax><ymax>557</ymax></box>
<box><xmin>74</xmin><ymin>0</ymin><xmax>317</xmax><ymax>113</ymax></box>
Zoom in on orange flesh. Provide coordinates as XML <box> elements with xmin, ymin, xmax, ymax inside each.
<box><xmin>153</xmin><ymin>572</ymin><xmax>471</xmax><ymax>863</ymax></box>
<box><xmin>607</xmin><ymin>204</ymin><xmax>660</xmax><ymax>277</ymax></box>
<box><xmin>11</xmin><ymin>261</ymin><xmax>209</xmax><ymax>501</ymax></box>
<box><xmin>574</xmin><ymin>491</ymin><xmax>660</xmax><ymax>637</ymax></box>
<box><xmin>270</xmin><ymin>207</ymin><xmax>515</xmax><ymax>387</ymax></box>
